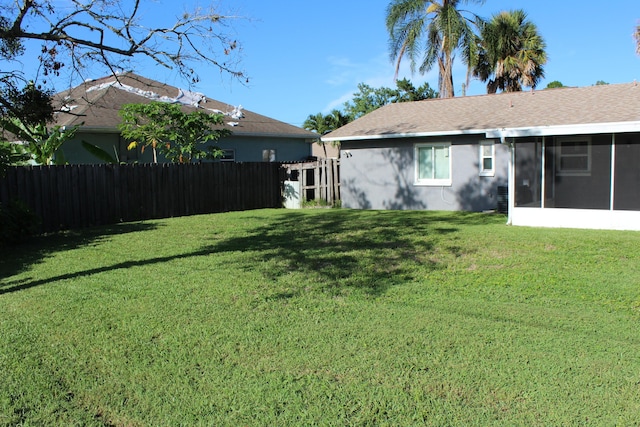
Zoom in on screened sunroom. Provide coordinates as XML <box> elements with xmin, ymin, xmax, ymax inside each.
<box><xmin>503</xmin><ymin>131</ymin><xmax>640</xmax><ymax>230</ymax></box>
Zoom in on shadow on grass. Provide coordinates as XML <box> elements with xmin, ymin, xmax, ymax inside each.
<box><xmin>201</xmin><ymin>210</ymin><xmax>501</xmax><ymax>297</ymax></box>
<box><xmin>1</xmin><ymin>210</ymin><xmax>502</xmax><ymax>297</ymax></box>
<box><xmin>0</xmin><ymin>222</ymin><xmax>161</xmax><ymax>294</ymax></box>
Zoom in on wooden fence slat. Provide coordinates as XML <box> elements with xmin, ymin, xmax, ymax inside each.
<box><xmin>0</xmin><ymin>161</ymin><xmax>341</xmax><ymax>234</ymax></box>
<box><xmin>0</xmin><ymin>162</ymin><xmax>285</xmax><ymax>232</ymax></box>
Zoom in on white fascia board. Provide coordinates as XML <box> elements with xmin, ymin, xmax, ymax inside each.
<box><xmin>324</xmin><ymin>121</ymin><xmax>640</xmax><ymax>143</ymax></box>
<box><xmin>231</xmin><ymin>132</ymin><xmax>318</xmax><ymax>140</ymax></box>
<box><xmin>321</xmin><ymin>128</ymin><xmax>487</xmax><ymax>143</ymax></box>
<box><xmin>77</xmin><ymin>127</ymin><xmax>122</xmax><ymax>134</ymax></box>
<box><xmin>486</xmin><ymin>121</ymin><xmax>640</xmax><ymax>139</ymax></box>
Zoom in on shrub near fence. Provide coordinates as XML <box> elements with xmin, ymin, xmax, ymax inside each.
<box><xmin>0</xmin><ymin>162</ymin><xmax>283</xmax><ymax>233</ymax></box>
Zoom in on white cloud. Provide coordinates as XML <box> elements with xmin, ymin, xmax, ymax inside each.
<box><xmin>322</xmin><ymin>91</ymin><xmax>355</xmax><ymax>113</ymax></box>
<box><xmin>321</xmin><ymin>51</ymin><xmax>447</xmax><ymax>113</ymax></box>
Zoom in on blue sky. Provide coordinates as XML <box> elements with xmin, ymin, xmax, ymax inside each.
<box><xmin>199</xmin><ymin>0</ymin><xmax>640</xmax><ymax>127</ymax></box>
<box><xmin>16</xmin><ymin>0</ymin><xmax>640</xmax><ymax>127</ymax></box>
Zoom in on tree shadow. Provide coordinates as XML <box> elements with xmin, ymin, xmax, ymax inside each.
<box><xmin>381</xmin><ymin>148</ymin><xmax>426</xmax><ymax>210</ymax></box>
<box><xmin>340</xmin><ymin>178</ymin><xmax>372</xmax><ymax>209</ymax></box>
<box><xmin>0</xmin><ymin>222</ymin><xmax>161</xmax><ymax>293</ymax></box>
<box><xmin>342</xmin><ymin>147</ymin><xmax>425</xmax><ymax>210</ymax></box>
<box><xmin>0</xmin><ymin>210</ymin><xmax>501</xmax><ymax>297</ymax></box>
<box><xmin>197</xmin><ymin>210</ymin><xmax>456</xmax><ymax>297</ymax></box>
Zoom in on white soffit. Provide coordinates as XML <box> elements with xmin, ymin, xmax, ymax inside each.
<box><xmin>324</xmin><ymin>121</ymin><xmax>640</xmax><ymax>143</ymax></box>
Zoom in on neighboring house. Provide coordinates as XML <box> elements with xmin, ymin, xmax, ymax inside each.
<box><xmin>323</xmin><ymin>82</ymin><xmax>640</xmax><ymax>231</ymax></box>
<box><xmin>52</xmin><ymin>72</ymin><xmax>317</xmax><ymax>164</ymax></box>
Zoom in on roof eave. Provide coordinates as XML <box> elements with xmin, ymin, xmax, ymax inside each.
<box><xmin>322</xmin><ymin>128</ymin><xmax>489</xmax><ymax>142</ymax></box>
<box><xmin>324</xmin><ymin>121</ymin><xmax>640</xmax><ymax>143</ymax></box>
<box><xmin>75</xmin><ymin>126</ymin><xmax>122</xmax><ymax>133</ymax></box>
<box><xmin>232</xmin><ymin>131</ymin><xmax>317</xmax><ymax>140</ymax></box>
<box><xmin>486</xmin><ymin>121</ymin><xmax>640</xmax><ymax>139</ymax></box>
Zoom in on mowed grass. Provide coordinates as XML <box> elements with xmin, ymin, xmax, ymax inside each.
<box><xmin>1</xmin><ymin>209</ymin><xmax>639</xmax><ymax>426</ymax></box>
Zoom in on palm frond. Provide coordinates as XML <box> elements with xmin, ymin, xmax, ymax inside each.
<box><xmin>473</xmin><ymin>9</ymin><xmax>546</xmax><ymax>92</ymax></box>
<box><xmin>386</xmin><ymin>0</ymin><xmax>484</xmax><ymax>97</ymax></box>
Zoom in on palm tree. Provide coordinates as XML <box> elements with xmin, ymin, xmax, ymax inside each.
<box><xmin>635</xmin><ymin>24</ymin><xmax>640</xmax><ymax>55</ymax></box>
<box><xmin>386</xmin><ymin>0</ymin><xmax>484</xmax><ymax>98</ymax></box>
<box><xmin>303</xmin><ymin>113</ymin><xmax>331</xmax><ymax>136</ymax></box>
<box><xmin>473</xmin><ymin>9</ymin><xmax>546</xmax><ymax>93</ymax></box>
<box><xmin>303</xmin><ymin>110</ymin><xmax>350</xmax><ymax>158</ymax></box>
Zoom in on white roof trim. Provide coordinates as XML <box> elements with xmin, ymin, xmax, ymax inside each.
<box><xmin>322</xmin><ymin>128</ymin><xmax>488</xmax><ymax>142</ymax></box>
<box><xmin>324</xmin><ymin>121</ymin><xmax>640</xmax><ymax>142</ymax></box>
<box><xmin>486</xmin><ymin>121</ymin><xmax>640</xmax><ymax>139</ymax></box>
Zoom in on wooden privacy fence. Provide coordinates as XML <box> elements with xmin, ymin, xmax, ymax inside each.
<box><xmin>282</xmin><ymin>159</ymin><xmax>340</xmax><ymax>205</ymax></box>
<box><xmin>0</xmin><ymin>162</ymin><xmax>283</xmax><ymax>233</ymax></box>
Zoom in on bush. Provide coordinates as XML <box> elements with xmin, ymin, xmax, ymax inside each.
<box><xmin>0</xmin><ymin>200</ymin><xmax>41</xmax><ymax>246</ymax></box>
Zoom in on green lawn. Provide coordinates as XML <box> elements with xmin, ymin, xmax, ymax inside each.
<box><xmin>1</xmin><ymin>209</ymin><xmax>639</xmax><ymax>426</ymax></box>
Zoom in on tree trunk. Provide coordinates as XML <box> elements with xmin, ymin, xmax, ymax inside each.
<box><xmin>438</xmin><ymin>54</ymin><xmax>455</xmax><ymax>98</ymax></box>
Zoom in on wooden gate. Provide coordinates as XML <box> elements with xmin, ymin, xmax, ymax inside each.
<box><xmin>282</xmin><ymin>159</ymin><xmax>340</xmax><ymax>206</ymax></box>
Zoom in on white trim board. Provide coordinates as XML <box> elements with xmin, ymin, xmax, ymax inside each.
<box><xmin>512</xmin><ymin>207</ymin><xmax>640</xmax><ymax>231</ymax></box>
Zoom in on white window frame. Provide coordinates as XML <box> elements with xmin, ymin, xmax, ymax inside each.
<box><xmin>262</xmin><ymin>149</ymin><xmax>276</xmax><ymax>162</ymax></box>
<box><xmin>479</xmin><ymin>140</ymin><xmax>496</xmax><ymax>177</ymax></box>
<box><xmin>220</xmin><ymin>149</ymin><xmax>235</xmax><ymax>162</ymax></box>
<box><xmin>414</xmin><ymin>142</ymin><xmax>452</xmax><ymax>186</ymax></box>
<box><xmin>557</xmin><ymin>137</ymin><xmax>592</xmax><ymax>176</ymax></box>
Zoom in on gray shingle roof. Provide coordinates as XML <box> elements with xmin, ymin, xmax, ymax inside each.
<box><xmin>323</xmin><ymin>82</ymin><xmax>640</xmax><ymax>141</ymax></box>
<box><xmin>53</xmin><ymin>72</ymin><xmax>317</xmax><ymax>139</ymax></box>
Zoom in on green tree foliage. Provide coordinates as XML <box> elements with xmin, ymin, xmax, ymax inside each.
<box><xmin>473</xmin><ymin>9</ymin><xmax>546</xmax><ymax>93</ymax></box>
<box><xmin>343</xmin><ymin>78</ymin><xmax>438</xmax><ymax>120</ymax></box>
<box><xmin>303</xmin><ymin>110</ymin><xmax>350</xmax><ymax>157</ymax></box>
<box><xmin>386</xmin><ymin>0</ymin><xmax>483</xmax><ymax>98</ymax></box>
<box><xmin>81</xmin><ymin>141</ymin><xmax>119</xmax><ymax>164</ymax></box>
<box><xmin>546</xmin><ymin>81</ymin><xmax>565</xmax><ymax>89</ymax></box>
<box><xmin>0</xmin><ymin>139</ymin><xmax>29</xmax><ymax>176</ymax></box>
<box><xmin>303</xmin><ymin>110</ymin><xmax>350</xmax><ymax>136</ymax></box>
<box><xmin>395</xmin><ymin>78</ymin><xmax>439</xmax><ymax>101</ymax></box>
<box><xmin>0</xmin><ymin>81</ymin><xmax>63</xmax><ymax>169</ymax></box>
<box><xmin>118</xmin><ymin>102</ymin><xmax>231</xmax><ymax>164</ymax></box>
<box><xmin>0</xmin><ymin>117</ymin><xmax>77</xmax><ymax>165</ymax></box>
<box><xmin>303</xmin><ymin>78</ymin><xmax>438</xmax><ymax>144</ymax></box>
<box><xmin>0</xmin><ymin>82</ymin><xmax>54</xmax><ymax>127</ymax></box>
<box><xmin>343</xmin><ymin>83</ymin><xmax>398</xmax><ymax>121</ymax></box>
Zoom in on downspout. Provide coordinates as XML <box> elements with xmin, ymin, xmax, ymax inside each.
<box><xmin>498</xmin><ymin>130</ymin><xmax>514</xmax><ymax>225</ymax></box>
<box><xmin>507</xmin><ymin>138</ymin><xmax>515</xmax><ymax>226</ymax></box>
<box><xmin>610</xmin><ymin>134</ymin><xmax>616</xmax><ymax>211</ymax></box>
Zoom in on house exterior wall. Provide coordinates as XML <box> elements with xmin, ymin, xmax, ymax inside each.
<box><xmin>214</xmin><ymin>136</ymin><xmax>312</xmax><ymax>162</ymax></box>
<box><xmin>61</xmin><ymin>132</ymin><xmax>128</xmax><ymax>164</ymax></box>
<box><xmin>60</xmin><ymin>133</ymin><xmax>311</xmax><ymax>164</ymax></box>
<box><xmin>340</xmin><ymin>135</ymin><xmax>508</xmax><ymax>211</ymax></box>
<box><xmin>312</xmin><ymin>141</ymin><xmax>340</xmax><ymax>159</ymax></box>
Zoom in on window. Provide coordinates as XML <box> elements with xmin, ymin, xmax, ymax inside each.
<box><xmin>220</xmin><ymin>149</ymin><xmax>235</xmax><ymax>162</ymax></box>
<box><xmin>557</xmin><ymin>137</ymin><xmax>591</xmax><ymax>176</ymax></box>
<box><xmin>479</xmin><ymin>140</ymin><xmax>495</xmax><ymax>177</ymax></box>
<box><xmin>415</xmin><ymin>143</ymin><xmax>451</xmax><ymax>186</ymax></box>
<box><xmin>262</xmin><ymin>149</ymin><xmax>276</xmax><ymax>162</ymax></box>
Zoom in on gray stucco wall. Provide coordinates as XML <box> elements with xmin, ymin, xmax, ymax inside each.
<box><xmin>340</xmin><ymin>135</ymin><xmax>508</xmax><ymax>211</ymax></box>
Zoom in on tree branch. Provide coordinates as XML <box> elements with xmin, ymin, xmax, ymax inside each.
<box><xmin>1</xmin><ymin>0</ymin><xmax>246</xmax><ymax>83</ymax></box>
